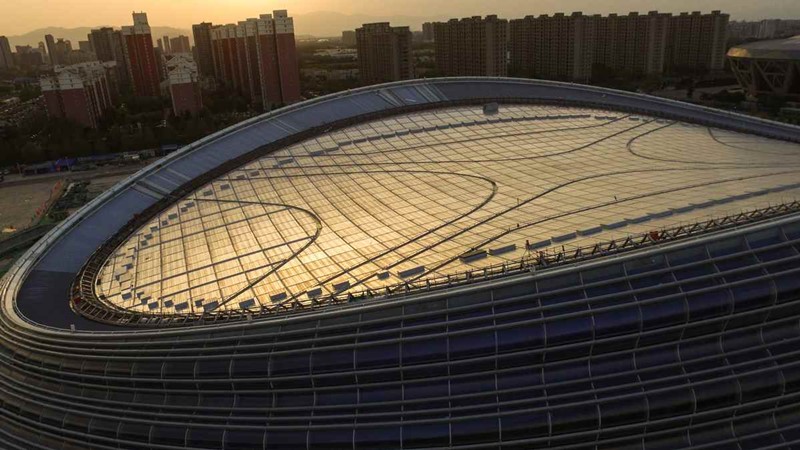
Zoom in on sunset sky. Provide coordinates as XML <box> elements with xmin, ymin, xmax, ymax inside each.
<box><xmin>3</xmin><ymin>0</ymin><xmax>800</xmax><ymax>36</ymax></box>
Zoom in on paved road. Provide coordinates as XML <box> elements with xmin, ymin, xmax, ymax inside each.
<box><xmin>0</xmin><ymin>163</ymin><xmax>147</xmax><ymax>189</ymax></box>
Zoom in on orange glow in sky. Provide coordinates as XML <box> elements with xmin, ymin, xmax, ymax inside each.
<box><xmin>2</xmin><ymin>0</ymin><xmax>798</xmax><ymax>36</ymax></box>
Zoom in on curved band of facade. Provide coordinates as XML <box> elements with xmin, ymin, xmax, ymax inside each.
<box><xmin>2</xmin><ymin>78</ymin><xmax>800</xmax><ymax>449</ymax></box>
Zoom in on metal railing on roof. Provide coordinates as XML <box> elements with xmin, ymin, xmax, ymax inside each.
<box><xmin>69</xmin><ymin>200</ymin><xmax>800</xmax><ymax>328</ymax></box>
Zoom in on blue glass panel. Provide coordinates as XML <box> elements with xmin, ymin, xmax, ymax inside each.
<box><xmin>316</xmin><ymin>389</ymin><xmax>357</xmax><ymax>406</ymax></box>
<box><xmin>756</xmin><ymin>246</ymin><xmax>797</xmax><ymax>262</ymax></box>
<box><xmin>746</xmin><ymin>228</ymin><xmax>784</xmax><ymax>249</ymax></box>
<box><xmin>403</xmin><ymin>299</ymin><xmax>446</xmax><ymax>315</ymax></box>
<box><xmin>151</xmin><ymin>426</ymin><xmax>186</xmax><ymax>446</ymax></box>
<box><xmin>591</xmin><ymin>353</ymin><xmax>634</xmax><ymax>377</ymax></box>
<box><xmin>405</xmin><ymin>379</ymin><xmax>448</xmax><ymax>400</ymax></box>
<box><xmin>163</xmin><ymin>360</ymin><xmax>194</xmax><ymax>378</ymax></box>
<box><xmin>716</xmin><ymin>254</ymin><xmax>759</xmax><ymax>272</ymax></box>
<box><xmin>581</xmin><ymin>264</ymin><xmax>625</xmax><ymax>283</ymax></box>
<box><xmin>403</xmin><ymin>314</ymin><xmax>446</xmax><ymax>337</ymax></box>
<box><xmin>673</xmin><ymin>264</ymin><xmax>715</xmax><ymax>281</ymax></box>
<box><xmin>448</xmin><ymin>307</ymin><xmax>493</xmax><ymax>331</ymax></box>
<box><xmin>450</xmin><ymin>374</ymin><xmax>496</xmax><ymax>396</ymax></box>
<box><xmin>188</xmin><ymin>428</ymin><xmax>224</xmax><ymax>449</ymax></box>
<box><xmin>551</xmin><ymin>404</ymin><xmax>598</xmax><ymax>433</ymax></box>
<box><xmin>88</xmin><ymin>418</ymin><xmax>119</xmax><ymax>438</ymax></box>
<box><xmin>360</xmin><ymin>385</ymin><xmax>402</xmax><ymax>403</ymax></box>
<box><xmin>537</xmin><ymin>272</ymin><xmax>581</xmax><ymax>292</ymax></box>
<box><xmin>694</xmin><ymin>379</ymin><xmax>739</xmax><ymax>411</ymax></box>
<box><xmin>689</xmin><ymin>422</ymin><xmax>735</xmax><ymax>446</ymax></box>
<box><xmin>356</xmin><ymin>343</ymin><xmax>399</xmax><ymax>369</ymax></box>
<box><xmin>308</xmin><ymin>429</ymin><xmax>352</xmax><ymax>449</ymax></box>
<box><xmin>196</xmin><ymin>359</ymin><xmax>230</xmax><ymax>378</ymax></box>
<box><xmin>594</xmin><ymin>305</ymin><xmax>640</xmax><ymax>337</ymax></box>
<box><xmin>630</xmin><ymin>272</ymin><xmax>674</xmax><ymax>290</ymax></box>
<box><xmin>541</xmin><ymin>290</ymin><xmax>585</xmax><ymax>312</ymax></box>
<box><xmin>667</xmin><ymin>246</ymin><xmax>708</xmax><ymax>266</ymax></box>
<box><xmin>200</xmin><ymin>392</ymin><xmax>235</xmax><ymax>408</ymax></box>
<box><xmin>275</xmin><ymin>391</ymin><xmax>313</xmax><ymax>407</ymax></box>
<box><xmin>544</xmin><ymin>360</ymin><xmax>589</xmax><ymax>384</ymax></box>
<box><xmin>625</xmin><ymin>254</ymin><xmax>667</xmax><ymax>275</ymax></box>
<box><xmin>358</xmin><ymin>321</ymin><xmax>401</xmax><ymax>342</ymax></box>
<box><xmin>545</xmin><ymin>316</ymin><xmax>592</xmax><ymax>345</ymax></box>
<box><xmin>402</xmin><ymin>337</ymin><xmax>447</xmax><ymax>365</ymax></box>
<box><xmin>235</xmin><ymin>394</ymin><xmax>271</xmax><ymax>409</ymax></box>
<box><xmin>585</xmin><ymin>281</ymin><xmax>629</xmax><ymax>298</ymax></box>
<box><xmin>599</xmin><ymin>396</ymin><xmax>647</xmax><ymax>427</ymax></box>
<box><xmin>646</xmin><ymin>388</ymin><xmax>694</xmax><ymax>419</ymax></box>
<box><xmin>687</xmin><ymin>289</ymin><xmax>731</xmax><ymax>321</ymax></box>
<box><xmin>499</xmin><ymin>411</ymin><xmax>549</xmax><ymax>441</ymax></box>
<box><xmin>354</xmin><ymin>426</ymin><xmax>401</xmax><ymax>450</ymax></box>
<box><xmin>707</xmin><ymin>237</ymin><xmax>747</xmax><ymax>257</ymax></box>
<box><xmin>492</xmin><ymin>281</ymin><xmax>536</xmax><ymax>301</ymax></box>
<box><xmin>118</xmin><ymin>422</ymin><xmax>150</xmax><ymax>443</ymax></box>
<box><xmin>640</xmin><ymin>296</ymin><xmax>686</xmax><ymax>330</ymax></box>
<box><xmin>636</xmin><ymin>345</ymin><xmax>678</xmax><ymax>370</ymax></box>
<box><xmin>497</xmin><ymin>368</ymin><xmax>542</xmax><ymax>390</ymax></box>
<box><xmin>645</xmin><ymin>429</ymin><xmax>690</xmax><ymax>449</ymax></box>
<box><xmin>402</xmin><ymin>423</ymin><xmax>450</xmax><ymax>448</ymax></box>
<box><xmin>312</xmin><ymin>349</ymin><xmax>354</xmax><ymax>373</ymax></box>
<box><xmin>452</xmin><ymin>417</ymin><xmax>500</xmax><ymax>445</ymax></box>
<box><xmin>449</xmin><ymin>330</ymin><xmax>496</xmax><ymax>359</ymax></box>
<box><xmin>225</xmin><ymin>430</ymin><xmax>266</xmax><ymax>450</ymax></box>
<box><xmin>732</xmin><ymin>280</ymin><xmax>773</xmax><ymax>312</ymax></box>
<box><xmin>739</xmin><ymin>370</ymin><xmax>783</xmax><ymax>402</ymax></box>
<box><xmin>782</xmin><ymin>221</ymin><xmax>800</xmax><ymax>240</ymax></box>
<box><xmin>231</xmin><ymin>357</ymin><xmax>268</xmax><ymax>378</ymax></box>
<box><xmin>270</xmin><ymin>353</ymin><xmax>310</xmax><ymax>376</ymax></box>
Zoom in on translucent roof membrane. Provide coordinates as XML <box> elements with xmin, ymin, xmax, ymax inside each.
<box><xmin>94</xmin><ymin>105</ymin><xmax>800</xmax><ymax>315</ymax></box>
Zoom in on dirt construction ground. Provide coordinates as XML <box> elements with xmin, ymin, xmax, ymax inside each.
<box><xmin>0</xmin><ymin>181</ymin><xmax>59</xmax><ymax>232</ymax></box>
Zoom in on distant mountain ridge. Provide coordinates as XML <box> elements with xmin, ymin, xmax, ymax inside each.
<box><xmin>5</xmin><ymin>12</ymin><xmax>448</xmax><ymax>48</ymax></box>
<box><xmin>6</xmin><ymin>26</ymin><xmax>192</xmax><ymax>48</ymax></box>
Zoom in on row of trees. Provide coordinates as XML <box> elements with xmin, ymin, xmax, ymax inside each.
<box><xmin>0</xmin><ymin>87</ymin><xmax>259</xmax><ymax>168</ymax></box>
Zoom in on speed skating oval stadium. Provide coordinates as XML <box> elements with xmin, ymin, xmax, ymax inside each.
<box><xmin>3</xmin><ymin>78</ymin><xmax>800</xmax><ymax>449</ymax></box>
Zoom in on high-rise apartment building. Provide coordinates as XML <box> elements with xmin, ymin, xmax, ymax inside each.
<box><xmin>594</xmin><ymin>11</ymin><xmax>670</xmax><ymax>76</ymax></box>
<box><xmin>44</xmin><ymin>34</ymin><xmax>57</xmax><ymax>65</ymax></box>
<box><xmin>192</xmin><ymin>22</ymin><xmax>216</xmax><ymax>77</ymax></box>
<box><xmin>341</xmin><ymin>30</ymin><xmax>356</xmax><ymax>46</ymax></box>
<box><xmin>78</xmin><ymin>40</ymin><xmax>93</xmax><ymax>53</ymax></box>
<box><xmin>422</xmin><ymin>22</ymin><xmax>435</xmax><ymax>42</ymax></box>
<box><xmin>356</xmin><ymin>23</ymin><xmax>413</xmax><ymax>85</ymax></box>
<box><xmin>167</xmin><ymin>54</ymin><xmax>203</xmax><ymax>116</ymax></box>
<box><xmin>665</xmin><ymin>10</ymin><xmax>729</xmax><ymax>73</ymax></box>
<box><xmin>41</xmin><ymin>61</ymin><xmax>113</xmax><ymax>128</ymax></box>
<box><xmin>210</xmin><ymin>10</ymin><xmax>301</xmax><ymax>109</ymax></box>
<box><xmin>509</xmin><ymin>10</ymin><xmax>728</xmax><ymax>81</ymax></box>
<box><xmin>162</xmin><ymin>35</ymin><xmax>172</xmax><ymax>54</ymax></box>
<box><xmin>0</xmin><ymin>36</ymin><xmax>14</xmax><ymax>69</ymax></box>
<box><xmin>170</xmin><ymin>35</ymin><xmax>191</xmax><ymax>54</ymax></box>
<box><xmin>434</xmin><ymin>16</ymin><xmax>508</xmax><ymax>77</ymax></box>
<box><xmin>88</xmin><ymin>27</ymin><xmax>130</xmax><ymax>87</ymax></box>
<box><xmin>122</xmin><ymin>12</ymin><xmax>161</xmax><ymax>97</ymax></box>
<box><xmin>44</xmin><ymin>36</ymin><xmax>72</xmax><ymax>66</ymax></box>
<box><xmin>15</xmin><ymin>46</ymin><xmax>45</xmax><ymax>67</ymax></box>
<box><xmin>509</xmin><ymin>12</ymin><xmax>595</xmax><ymax>82</ymax></box>
<box><xmin>272</xmin><ymin>10</ymin><xmax>301</xmax><ymax>105</ymax></box>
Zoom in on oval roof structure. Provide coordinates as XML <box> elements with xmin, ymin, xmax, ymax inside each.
<box><xmin>4</xmin><ymin>77</ymin><xmax>800</xmax><ymax>331</ymax></box>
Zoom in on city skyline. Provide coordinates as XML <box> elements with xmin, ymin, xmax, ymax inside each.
<box><xmin>2</xmin><ymin>0</ymin><xmax>800</xmax><ymax>37</ymax></box>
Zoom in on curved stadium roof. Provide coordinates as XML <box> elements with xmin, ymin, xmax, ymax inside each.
<box><xmin>727</xmin><ymin>35</ymin><xmax>800</xmax><ymax>60</ymax></box>
<box><xmin>2</xmin><ymin>78</ymin><xmax>800</xmax><ymax>449</ymax></box>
